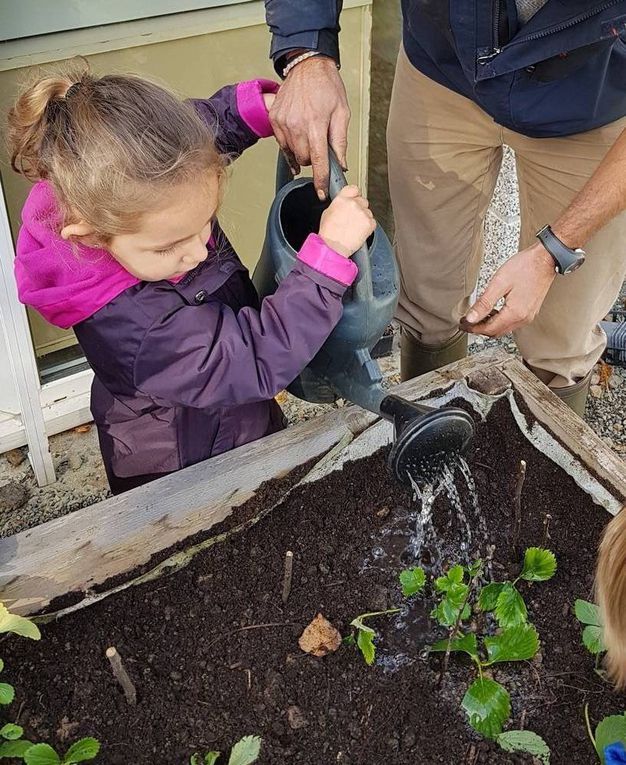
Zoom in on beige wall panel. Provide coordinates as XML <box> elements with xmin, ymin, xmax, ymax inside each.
<box><xmin>0</xmin><ymin>5</ymin><xmax>371</xmax><ymax>356</ymax></box>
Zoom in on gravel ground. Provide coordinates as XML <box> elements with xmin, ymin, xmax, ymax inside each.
<box><xmin>1</xmin><ymin>0</ymin><xmax>625</xmax><ymax>534</ymax></box>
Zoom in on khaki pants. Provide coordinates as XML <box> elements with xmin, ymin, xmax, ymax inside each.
<box><xmin>387</xmin><ymin>48</ymin><xmax>626</xmax><ymax>387</ymax></box>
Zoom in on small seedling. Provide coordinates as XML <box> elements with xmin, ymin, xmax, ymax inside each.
<box><xmin>431</xmin><ymin>564</ymin><xmax>472</xmax><ymax>627</ymax></box>
<box><xmin>585</xmin><ymin>704</ymin><xmax>626</xmax><ymax>764</ymax></box>
<box><xmin>478</xmin><ymin>548</ymin><xmax>557</xmax><ymax>629</ymax></box>
<box><xmin>575</xmin><ymin>599</ymin><xmax>606</xmax><ymax>656</ymax></box>
<box><xmin>399</xmin><ymin>566</ymin><xmax>426</xmax><ymax>597</ymax></box>
<box><xmin>22</xmin><ymin>739</ymin><xmax>101</xmax><ymax>765</ymax></box>
<box><xmin>496</xmin><ymin>730</ymin><xmax>550</xmax><ymax>763</ymax></box>
<box><xmin>190</xmin><ymin>735</ymin><xmax>262</xmax><ymax>765</ymax></box>
<box><xmin>346</xmin><ymin>609</ymin><xmax>401</xmax><ymax>665</ymax></box>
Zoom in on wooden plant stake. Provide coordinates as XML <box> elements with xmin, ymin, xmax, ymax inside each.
<box><xmin>106</xmin><ymin>646</ymin><xmax>137</xmax><ymax>706</ymax></box>
<box><xmin>282</xmin><ymin>550</ymin><xmax>294</xmax><ymax>604</ymax></box>
<box><xmin>511</xmin><ymin>460</ymin><xmax>527</xmax><ymax>560</ymax></box>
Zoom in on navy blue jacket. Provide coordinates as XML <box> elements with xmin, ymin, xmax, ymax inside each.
<box><xmin>265</xmin><ymin>0</ymin><xmax>626</xmax><ymax>137</ymax></box>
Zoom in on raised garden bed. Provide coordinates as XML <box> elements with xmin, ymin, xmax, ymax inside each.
<box><xmin>1</xmin><ymin>351</ymin><xmax>625</xmax><ymax>764</ymax></box>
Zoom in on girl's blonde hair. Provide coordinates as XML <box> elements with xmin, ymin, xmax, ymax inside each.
<box><xmin>597</xmin><ymin>508</ymin><xmax>626</xmax><ymax>687</ymax></box>
<box><xmin>7</xmin><ymin>68</ymin><xmax>224</xmax><ymax>238</ymax></box>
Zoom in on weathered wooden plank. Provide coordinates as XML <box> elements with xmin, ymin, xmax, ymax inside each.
<box><xmin>500</xmin><ymin>358</ymin><xmax>626</xmax><ymax>507</ymax></box>
<box><xmin>6</xmin><ymin>347</ymin><xmax>623</xmax><ymax>618</ymax></box>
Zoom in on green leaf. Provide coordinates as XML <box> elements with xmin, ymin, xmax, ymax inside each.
<box><xmin>468</xmin><ymin>560</ymin><xmax>483</xmax><ymax>579</ymax></box>
<box><xmin>190</xmin><ymin>755</ymin><xmax>202</xmax><ymax>765</ymax></box>
<box><xmin>24</xmin><ymin>744</ymin><xmax>61</xmax><ymax>765</ymax></box>
<box><xmin>478</xmin><ymin>582</ymin><xmax>505</xmax><ymax>612</ymax></box>
<box><xmin>430</xmin><ymin>632</ymin><xmax>478</xmax><ymax>661</ymax></box>
<box><xmin>432</xmin><ymin>598</ymin><xmax>470</xmax><ymax>628</ymax></box>
<box><xmin>596</xmin><ymin>715</ymin><xmax>626</xmax><ymax>762</ymax></box>
<box><xmin>520</xmin><ymin>548</ymin><xmax>557</xmax><ymax>582</ymax></box>
<box><xmin>228</xmin><ymin>735</ymin><xmax>262</xmax><ymax>765</ymax></box>
<box><xmin>204</xmin><ymin>754</ymin><xmax>221</xmax><ymax>765</ymax></box>
<box><xmin>575</xmin><ymin>599</ymin><xmax>602</xmax><ymax>627</ymax></box>
<box><xmin>0</xmin><ymin>723</ymin><xmax>23</xmax><ymax>740</ymax></box>
<box><xmin>0</xmin><ymin>739</ymin><xmax>34</xmax><ymax>758</ymax></box>
<box><xmin>484</xmin><ymin>624</ymin><xmax>539</xmax><ymax>665</ymax></box>
<box><xmin>0</xmin><ymin>683</ymin><xmax>15</xmax><ymax>706</ymax></box>
<box><xmin>63</xmin><ymin>738</ymin><xmax>100</xmax><ymax>763</ymax></box>
<box><xmin>497</xmin><ymin>730</ymin><xmax>550</xmax><ymax>764</ymax></box>
<box><xmin>399</xmin><ymin>567</ymin><xmax>426</xmax><ymax>597</ymax></box>
<box><xmin>436</xmin><ymin>565</ymin><xmax>465</xmax><ymax>592</ymax></box>
<box><xmin>462</xmin><ymin>678</ymin><xmax>511</xmax><ymax>739</ymax></box>
<box><xmin>582</xmin><ymin>625</ymin><xmax>606</xmax><ymax>655</ymax></box>
<box><xmin>0</xmin><ymin>659</ymin><xmax>4</xmax><ymax>673</ymax></box>
<box><xmin>495</xmin><ymin>584</ymin><xmax>528</xmax><ymax>628</ymax></box>
<box><xmin>356</xmin><ymin>629</ymin><xmax>376</xmax><ymax>666</ymax></box>
<box><xmin>0</xmin><ymin>605</ymin><xmax>41</xmax><ymax>641</ymax></box>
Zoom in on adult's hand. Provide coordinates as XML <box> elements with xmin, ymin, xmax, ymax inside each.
<box><xmin>460</xmin><ymin>243</ymin><xmax>557</xmax><ymax>337</ymax></box>
<box><xmin>269</xmin><ymin>55</ymin><xmax>350</xmax><ymax>199</ymax></box>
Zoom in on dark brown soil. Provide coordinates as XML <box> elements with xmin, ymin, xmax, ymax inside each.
<box><xmin>3</xmin><ymin>399</ymin><xmax>624</xmax><ymax>764</ymax></box>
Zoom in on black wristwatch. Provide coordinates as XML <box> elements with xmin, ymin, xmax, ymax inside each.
<box><xmin>536</xmin><ymin>224</ymin><xmax>586</xmax><ymax>275</ymax></box>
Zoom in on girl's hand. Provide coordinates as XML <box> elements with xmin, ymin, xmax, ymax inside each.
<box><xmin>263</xmin><ymin>92</ymin><xmax>276</xmax><ymax>111</ymax></box>
<box><xmin>319</xmin><ymin>185</ymin><xmax>376</xmax><ymax>258</ymax></box>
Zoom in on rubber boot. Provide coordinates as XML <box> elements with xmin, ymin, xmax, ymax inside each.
<box><xmin>550</xmin><ymin>371</ymin><xmax>592</xmax><ymax>418</ymax></box>
<box><xmin>400</xmin><ymin>329</ymin><xmax>468</xmax><ymax>382</ymax></box>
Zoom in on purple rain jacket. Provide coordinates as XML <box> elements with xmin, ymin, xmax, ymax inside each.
<box><xmin>15</xmin><ymin>80</ymin><xmax>358</xmax><ymax>494</ymax></box>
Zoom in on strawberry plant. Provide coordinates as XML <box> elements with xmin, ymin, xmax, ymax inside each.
<box><xmin>23</xmin><ymin>739</ymin><xmax>100</xmax><ymax>765</ymax></box>
<box><xmin>430</xmin><ymin>549</ymin><xmax>556</xmax><ymax>739</ymax></box>
<box><xmin>495</xmin><ymin>730</ymin><xmax>550</xmax><ymax>763</ymax></box>
<box><xmin>345</xmin><ymin>609</ymin><xmax>401</xmax><ymax>665</ymax></box>
<box><xmin>477</xmin><ymin>548</ymin><xmax>557</xmax><ymax>629</ymax></box>
<box><xmin>190</xmin><ymin>735</ymin><xmax>262</xmax><ymax>765</ymax></box>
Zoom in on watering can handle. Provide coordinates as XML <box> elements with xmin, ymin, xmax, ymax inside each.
<box><xmin>275</xmin><ymin>149</ymin><xmax>374</xmax><ymax>301</ymax></box>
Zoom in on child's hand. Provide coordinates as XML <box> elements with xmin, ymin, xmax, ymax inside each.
<box><xmin>319</xmin><ymin>185</ymin><xmax>376</xmax><ymax>258</ymax></box>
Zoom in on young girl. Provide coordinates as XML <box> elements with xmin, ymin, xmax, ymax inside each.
<box><xmin>8</xmin><ymin>70</ymin><xmax>375</xmax><ymax>494</ymax></box>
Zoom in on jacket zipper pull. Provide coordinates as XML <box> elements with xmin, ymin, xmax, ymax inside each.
<box><xmin>477</xmin><ymin>48</ymin><xmax>501</xmax><ymax>65</ymax></box>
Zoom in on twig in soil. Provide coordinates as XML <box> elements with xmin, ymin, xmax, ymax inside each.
<box><xmin>282</xmin><ymin>550</ymin><xmax>294</xmax><ymax>604</ymax></box>
<box><xmin>465</xmin><ymin>743</ymin><xmax>477</xmax><ymax>764</ymax></box>
<box><xmin>542</xmin><ymin>513</ymin><xmax>552</xmax><ymax>548</ymax></box>
<box><xmin>206</xmin><ymin>621</ymin><xmax>294</xmax><ymax>650</ymax></box>
<box><xmin>511</xmin><ymin>459</ymin><xmax>527</xmax><ymax>559</ymax></box>
<box><xmin>106</xmin><ymin>646</ymin><xmax>137</xmax><ymax>706</ymax></box>
<box><xmin>519</xmin><ymin>709</ymin><xmax>527</xmax><ymax>731</ymax></box>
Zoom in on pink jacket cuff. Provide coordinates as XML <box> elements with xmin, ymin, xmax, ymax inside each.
<box><xmin>297</xmin><ymin>233</ymin><xmax>358</xmax><ymax>287</ymax></box>
<box><xmin>236</xmin><ymin>79</ymin><xmax>280</xmax><ymax>138</ymax></box>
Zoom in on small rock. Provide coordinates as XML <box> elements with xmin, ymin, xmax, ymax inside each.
<box><xmin>0</xmin><ymin>481</ymin><xmax>29</xmax><ymax>511</ymax></box>
<box><xmin>287</xmin><ymin>705</ymin><xmax>308</xmax><ymax>730</ymax></box>
<box><xmin>590</xmin><ymin>384</ymin><xmax>603</xmax><ymax>398</ymax></box>
<box><xmin>68</xmin><ymin>454</ymin><xmax>83</xmax><ymax>470</ymax></box>
<box><xmin>375</xmin><ymin>506</ymin><xmax>391</xmax><ymax>519</ymax></box>
<box><xmin>169</xmin><ymin>670</ymin><xmax>182</xmax><ymax>681</ymax></box>
<box><xmin>318</xmin><ymin>563</ymin><xmax>330</xmax><ymax>575</ymax></box>
<box><xmin>591</xmin><ymin>373</ymin><xmax>601</xmax><ymax>386</ymax></box>
<box><xmin>5</xmin><ymin>448</ymin><xmax>25</xmax><ymax>467</ymax></box>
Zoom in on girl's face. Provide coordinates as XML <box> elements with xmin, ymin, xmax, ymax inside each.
<box><xmin>108</xmin><ymin>175</ymin><xmax>220</xmax><ymax>282</ymax></box>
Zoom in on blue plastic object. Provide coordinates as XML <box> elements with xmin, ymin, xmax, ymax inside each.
<box><xmin>605</xmin><ymin>742</ymin><xmax>626</xmax><ymax>764</ymax></box>
<box><xmin>253</xmin><ymin>150</ymin><xmax>474</xmax><ymax>486</ymax></box>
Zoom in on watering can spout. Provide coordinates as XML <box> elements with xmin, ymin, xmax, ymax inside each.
<box><xmin>254</xmin><ymin>148</ymin><xmax>474</xmax><ymax>485</ymax></box>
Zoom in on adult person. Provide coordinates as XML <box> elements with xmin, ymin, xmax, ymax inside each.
<box><xmin>264</xmin><ymin>0</ymin><xmax>626</xmax><ymax>414</ymax></box>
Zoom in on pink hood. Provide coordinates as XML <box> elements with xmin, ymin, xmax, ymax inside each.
<box><xmin>15</xmin><ymin>181</ymin><xmax>139</xmax><ymax>329</ymax></box>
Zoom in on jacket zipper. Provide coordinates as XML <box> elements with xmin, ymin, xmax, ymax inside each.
<box><xmin>478</xmin><ymin>0</ymin><xmax>621</xmax><ymax>65</ymax></box>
